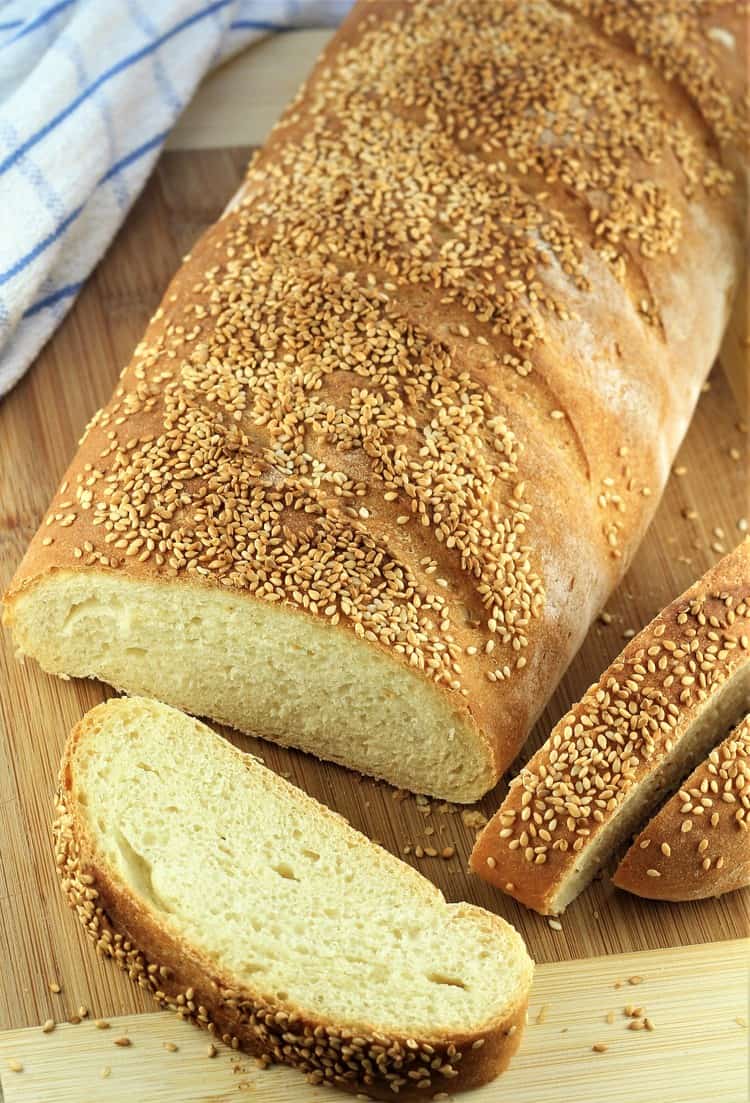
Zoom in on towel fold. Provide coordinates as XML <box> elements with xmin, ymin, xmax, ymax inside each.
<box><xmin>0</xmin><ymin>0</ymin><xmax>351</xmax><ymax>397</ymax></box>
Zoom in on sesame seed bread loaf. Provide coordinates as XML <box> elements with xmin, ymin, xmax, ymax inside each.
<box><xmin>612</xmin><ymin>713</ymin><xmax>750</xmax><ymax>902</ymax></box>
<box><xmin>4</xmin><ymin>1</ymin><xmax>748</xmax><ymax>801</ymax></box>
<box><xmin>55</xmin><ymin>696</ymin><xmax>533</xmax><ymax>1099</ymax></box>
<box><xmin>470</xmin><ymin>543</ymin><xmax>750</xmax><ymax>915</ymax></box>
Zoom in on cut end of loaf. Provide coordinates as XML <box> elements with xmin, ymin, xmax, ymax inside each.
<box><xmin>6</xmin><ymin>569</ymin><xmax>497</xmax><ymax>802</ymax></box>
<box><xmin>55</xmin><ymin>696</ymin><xmax>532</xmax><ymax>1096</ymax></box>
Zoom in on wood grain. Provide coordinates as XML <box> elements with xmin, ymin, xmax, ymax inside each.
<box><xmin>1</xmin><ymin>941</ymin><xmax>747</xmax><ymax>1103</ymax></box>
<box><xmin>0</xmin><ymin>149</ymin><xmax>748</xmax><ymax>1041</ymax></box>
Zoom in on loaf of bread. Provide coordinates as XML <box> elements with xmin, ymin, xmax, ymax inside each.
<box><xmin>612</xmin><ymin>713</ymin><xmax>750</xmax><ymax>902</ymax></box>
<box><xmin>4</xmin><ymin>2</ymin><xmax>747</xmax><ymax>801</ymax></box>
<box><xmin>471</xmin><ymin>543</ymin><xmax>750</xmax><ymax>914</ymax></box>
<box><xmin>55</xmin><ymin>696</ymin><xmax>533</xmax><ymax>1098</ymax></box>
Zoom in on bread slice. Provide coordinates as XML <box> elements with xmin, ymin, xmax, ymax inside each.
<box><xmin>470</xmin><ymin>543</ymin><xmax>750</xmax><ymax>915</ymax></box>
<box><xmin>55</xmin><ymin>696</ymin><xmax>533</xmax><ymax>1098</ymax></box>
<box><xmin>612</xmin><ymin>713</ymin><xmax>750</xmax><ymax>902</ymax></box>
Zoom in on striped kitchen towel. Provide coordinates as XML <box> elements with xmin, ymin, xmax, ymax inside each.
<box><xmin>0</xmin><ymin>0</ymin><xmax>352</xmax><ymax>398</ymax></box>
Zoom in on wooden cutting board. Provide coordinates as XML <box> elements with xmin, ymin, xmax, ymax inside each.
<box><xmin>1</xmin><ymin>941</ymin><xmax>747</xmax><ymax>1103</ymax></box>
<box><xmin>0</xmin><ymin>142</ymin><xmax>748</xmax><ymax>1096</ymax></box>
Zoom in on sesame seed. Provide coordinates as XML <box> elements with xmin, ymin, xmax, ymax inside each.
<box><xmin>7</xmin><ymin>1059</ymin><xmax>23</xmax><ymax>1072</ymax></box>
<box><xmin>42</xmin><ymin>1018</ymin><xmax>55</xmax><ymax>1033</ymax></box>
<box><xmin>114</xmin><ymin>1036</ymin><xmax>132</xmax><ymax>1047</ymax></box>
<box><xmin>592</xmin><ymin>1043</ymin><xmax>608</xmax><ymax>1053</ymax></box>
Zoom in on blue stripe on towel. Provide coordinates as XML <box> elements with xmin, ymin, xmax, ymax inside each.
<box><xmin>24</xmin><ymin>279</ymin><xmax>84</xmax><ymax>317</ymax></box>
<box><xmin>0</xmin><ymin>0</ymin><xmax>233</xmax><ymax>178</ymax></box>
<box><xmin>1</xmin><ymin>0</ymin><xmax>73</xmax><ymax>47</ymax></box>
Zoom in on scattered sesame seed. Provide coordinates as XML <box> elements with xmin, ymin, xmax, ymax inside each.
<box><xmin>101</xmin><ymin>1066</ymin><xmax>111</xmax><ymax>1079</ymax></box>
<box><xmin>95</xmin><ymin>1020</ymin><xmax>111</xmax><ymax>1030</ymax></box>
<box><xmin>7</xmin><ymin>1059</ymin><xmax>23</xmax><ymax>1072</ymax></box>
<box><xmin>113</xmin><ymin>1036</ymin><xmax>132</xmax><ymax>1047</ymax></box>
<box><xmin>41</xmin><ymin>1018</ymin><xmax>55</xmax><ymax>1034</ymax></box>
<box><xmin>48</xmin><ymin>980</ymin><xmax>61</xmax><ymax>994</ymax></box>
<box><xmin>592</xmin><ymin>1043</ymin><xmax>608</xmax><ymax>1053</ymax></box>
<box><xmin>207</xmin><ymin>1043</ymin><xmax>218</xmax><ymax>1058</ymax></box>
<box><xmin>548</xmin><ymin>918</ymin><xmax>563</xmax><ymax>931</ymax></box>
<box><xmin>163</xmin><ymin>1041</ymin><xmax>179</xmax><ymax>1052</ymax></box>
<box><xmin>628</xmin><ymin>976</ymin><xmax>644</xmax><ymax>986</ymax></box>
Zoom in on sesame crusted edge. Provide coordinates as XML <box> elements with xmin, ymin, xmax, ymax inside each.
<box><xmin>612</xmin><ymin>713</ymin><xmax>750</xmax><ymax>902</ymax></box>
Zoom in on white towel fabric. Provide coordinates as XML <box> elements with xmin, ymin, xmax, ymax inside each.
<box><xmin>0</xmin><ymin>0</ymin><xmax>352</xmax><ymax>397</ymax></box>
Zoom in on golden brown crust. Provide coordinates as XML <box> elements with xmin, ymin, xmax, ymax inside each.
<box><xmin>53</xmin><ymin>707</ymin><xmax>530</xmax><ymax>1099</ymax></box>
<box><xmin>6</xmin><ymin>1</ymin><xmax>747</xmax><ymax>790</ymax></box>
<box><xmin>471</xmin><ymin>542</ymin><xmax>750</xmax><ymax>913</ymax></box>
<box><xmin>612</xmin><ymin>714</ymin><xmax>750</xmax><ymax>902</ymax></box>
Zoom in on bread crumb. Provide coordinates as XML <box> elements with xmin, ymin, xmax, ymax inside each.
<box><xmin>627</xmin><ymin>975</ymin><xmax>644</xmax><ymax>986</ymax></box>
<box><xmin>101</xmin><ymin>1066</ymin><xmax>111</xmax><ymax>1079</ymax></box>
<box><xmin>207</xmin><ymin>1043</ymin><xmax>218</xmax><ymax>1058</ymax></box>
<box><xmin>735</xmin><ymin>1017</ymin><xmax>747</xmax><ymax>1029</ymax></box>
<box><xmin>535</xmin><ymin>1004</ymin><xmax>549</xmax><ymax>1024</ymax></box>
<box><xmin>461</xmin><ymin>810</ymin><xmax>488</xmax><ymax>831</ymax></box>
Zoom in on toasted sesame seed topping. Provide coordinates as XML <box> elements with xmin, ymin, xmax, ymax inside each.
<box><xmin>491</xmin><ymin>556</ymin><xmax>749</xmax><ymax>882</ymax></box>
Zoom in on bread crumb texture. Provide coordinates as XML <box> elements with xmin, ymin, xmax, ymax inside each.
<box><xmin>54</xmin><ymin>697</ymin><xmax>532</xmax><ymax>1097</ymax></box>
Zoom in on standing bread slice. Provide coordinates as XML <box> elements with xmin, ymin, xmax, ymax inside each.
<box><xmin>55</xmin><ymin>696</ymin><xmax>533</xmax><ymax>1099</ymax></box>
<box><xmin>612</xmin><ymin>713</ymin><xmax>750</xmax><ymax>902</ymax></box>
<box><xmin>470</xmin><ymin>543</ymin><xmax>750</xmax><ymax>915</ymax></box>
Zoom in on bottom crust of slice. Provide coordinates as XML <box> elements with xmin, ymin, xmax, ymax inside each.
<box><xmin>54</xmin><ymin>783</ymin><xmax>528</xmax><ymax>1100</ymax></box>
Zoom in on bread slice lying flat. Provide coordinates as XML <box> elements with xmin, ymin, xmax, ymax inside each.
<box><xmin>470</xmin><ymin>543</ymin><xmax>750</xmax><ymax>915</ymax></box>
<box><xmin>55</xmin><ymin>697</ymin><xmax>533</xmax><ymax>1098</ymax></box>
<box><xmin>612</xmin><ymin>713</ymin><xmax>750</xmax><ymax>902</ymax></box>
